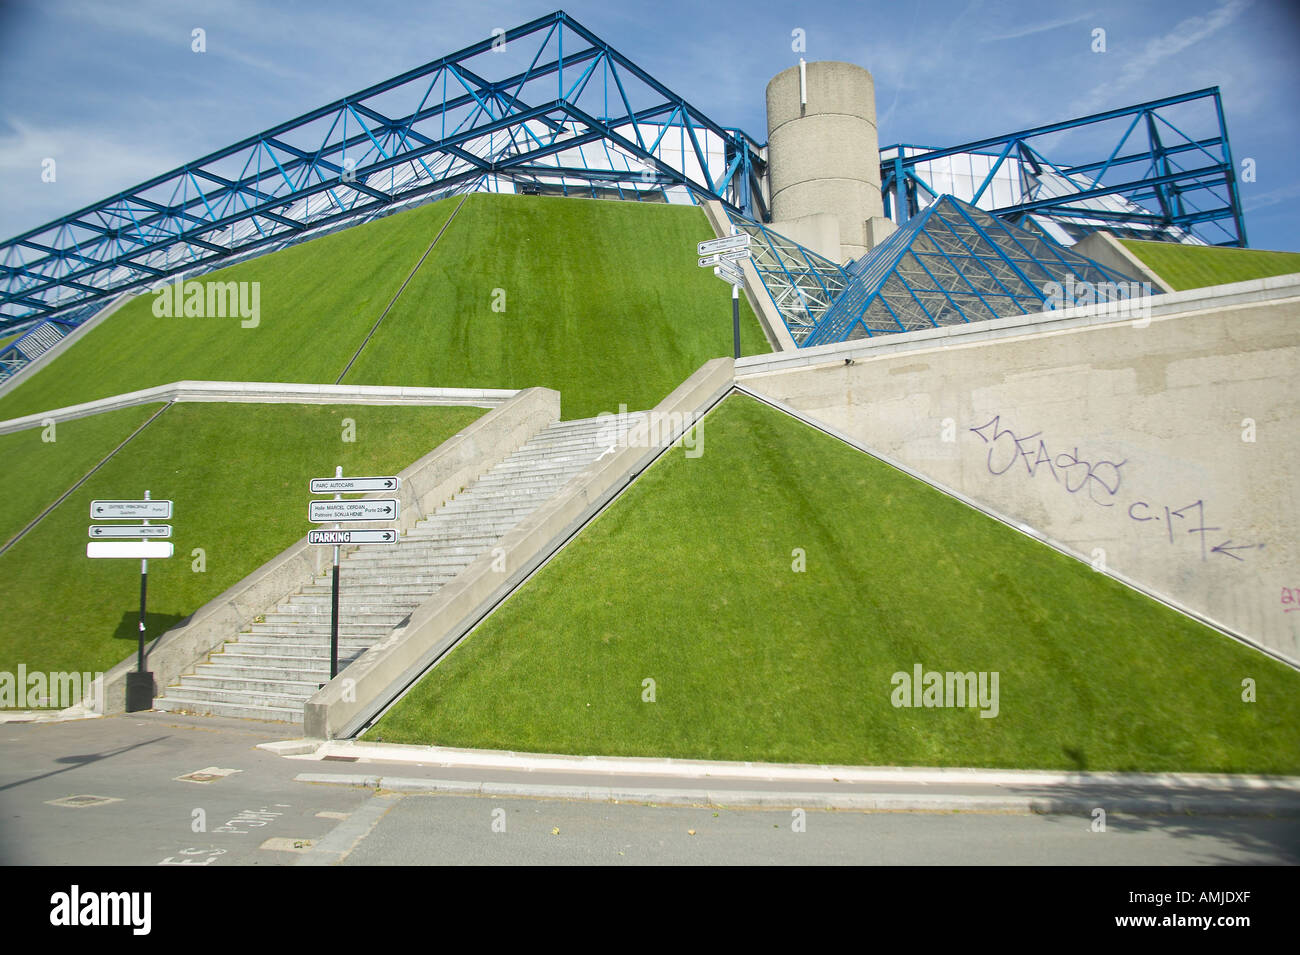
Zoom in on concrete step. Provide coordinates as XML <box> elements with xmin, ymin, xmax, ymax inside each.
<box><xmin>158</xmin><ymin>682</ymin><xmax>311</xmax><ymax>707</ymax></box>
<box><xmin>247</xmin><ymin>620</ymin><xmax>393</xmax><ymax>636</ymax></box>
<box><xmin>191</xmin><ymin>661</ymin><xmax>333</xmax><ymax>682</ymax></box>
<box><xmin>297</xmin><ymin>583</ymin><xmax>445</xmax><ymax>597</ymax></box>
<box><xmin>214</xmin><ymin>644</ymin><xmax>372</xmax><ymax>663</ymax></box>
<box><xmin>175</xmin><ymin>673</ymin><xmax>324</xmax><ymax>696</ymax></box>
<box><xmin>154</xmin><ymin>696</ymin><xmax>303</xmax><ymax>723</ymax></box>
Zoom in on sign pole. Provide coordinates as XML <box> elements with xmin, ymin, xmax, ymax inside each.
<box><xmin>731</xmin><ymin>227</ymin><xmax>742</xmax><ymax>359</ymax></box>
<box><xmin>124</xmin><ymin>489</ymin><xmax>156</xmax><ymax>712</ymax></box>
<box><xmin>732</xmin><ymin>282</ymin><xmax>741</xmax><ymax>359</ymax></box>
<box><xmin>330</xmin><ymin>466</ymin><xmax>341</xmax><ymax>680</ymax></box>
<box><xmin>138</xmin><ymin>490</ymin><xmax>149</xmax><ymax>672</ymax></box>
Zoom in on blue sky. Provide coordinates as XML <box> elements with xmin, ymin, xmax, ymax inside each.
<box><xmin>1</xmin><ymin>0</ymin><xmax>1297</xmax><ymax>249</ymax></box>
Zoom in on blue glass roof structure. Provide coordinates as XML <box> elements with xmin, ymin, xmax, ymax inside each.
<box><xmin>802</xmin><ymin>196</ymin><xmax>1154</xmax><ymax>347</ymax></box>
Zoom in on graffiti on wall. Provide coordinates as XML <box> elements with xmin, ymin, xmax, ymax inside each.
<box><xmin>969</xmin><ymin>414</ymin><xmax>1260</xmax><ymax>563</ymax></box>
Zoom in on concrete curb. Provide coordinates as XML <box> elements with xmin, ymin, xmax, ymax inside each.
<box><xmin>296</xmin><ymin>739</ymin><xmax>1300</xmax><ymax>791</ymax></box>
<box><xmin>291</xmin><ymin>772</ymin><xmax>1300</xmax><ymax>816</ymax></box>
<box><xmin>0</xmin><ymin>380</ymin><xmax>519</xmax><ymax>435</ymax></box>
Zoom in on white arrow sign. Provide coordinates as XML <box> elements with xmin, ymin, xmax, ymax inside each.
<box><xmin>308</xmin><ymin>499</ymin><xmax>399</xmax><ymax>523</ymax></box>
<box><xmin>713</xmin><ymin>262</ymin><xmax>745</xmax><ymax>287</ymax></box>
<box><xmin>89</xmin><ymin>524</ymin><xmax>172</xmax><ymax>539</ymax></box>
<box><xmin>91</xmin><ymin>500</ymin><xmax>172</xmax><ymax>519</ymax></box>
<box><xmin>308</xmin><ymin>529</ymin><xmax>399</xmax><ymax>545</ymax></box>
<box><xmin>698</xmin><ymin>234</ymin><xmax>751</xmax><ymax>256</ymax></box>
<box><xmin>698</xmin><ymin>249</ymin><xmax>751</xmax><ymax>268</ymax></box>
<box><xmin>88</xmin><ymin>541</ymin><xmax>174</xmax><ymax>559</ymax></box>
<box><xmin>310</xmin><ymin>476</ymin><xmax>401</xmax><ymax>494</ymax></box>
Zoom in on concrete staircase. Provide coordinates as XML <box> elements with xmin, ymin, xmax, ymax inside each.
<box><xmin>155</xmin><ymin>413</ymin><xmax>642</xmax><ymax>723</ymax></box>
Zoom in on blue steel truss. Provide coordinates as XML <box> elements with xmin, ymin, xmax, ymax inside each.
<box><xmin>803</xmin><ymin>195</ymin><xmax>1152</xmax><ymax>347</ymax></box>
<box><xmin>0</xmin><ymin>10</ymin><xmax>766</xmax><ymax>331</ymax></box>
<box><xmin>715</xmin><ymin>207</ymin><xmax>851</xmax><ymax>341</ymax></box>
<box><xmin>880</xmin><ymin>88</ymin><xmax>1245</xmax><ymax>249</ymax></box>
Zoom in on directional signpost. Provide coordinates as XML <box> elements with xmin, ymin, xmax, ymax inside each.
<box><xmin>86</xmin><ymin>492</ymin><xmax>174</xmax><ymax>711</ymax></box>
<box><xmin>309</xmin><ymin>476</ymin><xmax>400</xmax><ymax>494</ymax></box>
<box><xmin>308</xmin><ymin>499</ymin><xmax>400</xmax><ymax>523</ymax></box>
<box><xmin>698</xmin><ymin>232</ymin><xmax>752</xmax><ymax>359</ymax></box>
<box><xmin>89</xmin><ymin>524</ymin><xmax>172</xmax><ymax>539</ymax></box>
<box><xmin>309</xmin><ymin>468</ymin><xmax>401</xmax><ymax>679</ymax></box>
<box><xmin>308</xmin><ymin>529</ymin><xmax>398</xmax><ymax>545</ymax></box>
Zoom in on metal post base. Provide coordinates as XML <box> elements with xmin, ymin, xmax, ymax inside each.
<box><xmin>125</xmin><ymin>671</ymin><xmax>155</xmax><ymax>713</ymax></box>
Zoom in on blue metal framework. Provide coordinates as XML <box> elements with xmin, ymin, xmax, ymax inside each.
<box><xmin>0</xmin><ymin>10</ymin><xmax>766</xmax><ymax>332</ymax></box>
<box><xmin>881</xmin><ymin>88</ymin><xmax>1245</xmax><ymax>249</ymax></box>
<box><xmin>715</xmin><ymin>208</ymin><xmax>850</xmax><ymax>342</ymax></box>
<box><xmin>804</xmin><ymin>196</ymin><xmax>1151</xmax><ymax>347</ymax></box>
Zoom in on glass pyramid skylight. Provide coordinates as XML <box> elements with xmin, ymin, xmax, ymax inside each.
<box><xmin>802</xmin><ymin>195</ymin><xmax>1154</xmax><ymax>347</ymax></box>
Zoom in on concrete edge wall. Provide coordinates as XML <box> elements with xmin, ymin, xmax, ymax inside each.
<box><xmin>700</xmin><ymin>200</ymin><xmax>797</xmax><ymax>352</ymax></box>
<box><xmin>0</xmin><ymin>291</ymin><xmax>136</xmax><ymax>400</ymax></box>
<box><xmin>1073</xmin><ymin>231</ymin><xmax>1174</xmax><ymax>293</ymax></box>
<box><xmin>96</xmin><ymin>387</ymin><xmax>558</xmax><ymax>715</ymax></box>
<box><xmin>735</xmin><ymin>271</ymin><xmax>1300</xmax><ymax>377</ymax></box>
<box><xmin>303</xmin><ymin>357</ymin><xmax>737</xmax><ymax>739</ymax></box>
<box><xmin>0</xmin><ymin>381</ymin><xmax>520</xmax><ymax>435</ymax></box>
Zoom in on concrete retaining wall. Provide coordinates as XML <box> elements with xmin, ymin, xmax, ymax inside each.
<box><xmin>1073</xmin><ymin>231</ymin><xmax>1173</xmax><ymax>292</ymax></box>
<box><xmin>95</xmin><ymin>387</ymin><xmax>558</xmax><ymax>714</ymax></box>
<box><xmin>0</xmin><ymin>380</ymin><xmax>519</xmax><ymax>435</ymax></box>
<box><xmin>737</xmin><ymin>276</ymin><xmax>1300</xmax><ymax>664</ymax></box>
<box><xmin>304</xmin><ymin>357</ymin><xmax>736</xmax><ymax>739</ymax></box>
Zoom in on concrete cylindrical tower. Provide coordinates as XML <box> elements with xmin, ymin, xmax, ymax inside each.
<box><xmin>766</xmin><ymin>61</ymin><xmax>885</xmax><ymax>263</ymax></box>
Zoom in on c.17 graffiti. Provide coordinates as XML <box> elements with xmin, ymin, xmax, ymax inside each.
<box><xmin>969</xmin><ymin>414</ymin><xmax>1258</xmax><ymax>563</ymax></box>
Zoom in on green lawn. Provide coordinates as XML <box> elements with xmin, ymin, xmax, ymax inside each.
<box><xmin>342</xmin><ymin>194</ymin><xmax>768</xmax><ymax>420</ymax></box>
<box><xmin>0</xmin><ymin>402</ymin><xmax>483</xmax><ymax>680</ymax></box>
<box><xmin>369</xmin><ymin>394</ymin><xmax>1300</xmax><ymax>773</ymax></box>
<box><xmin>1122</xmin><ymin>239</ymin><xmax>1300</xmax><ymax>291</ymax></box>
<box><xmin>0</xmin><ymin>194</ymin><xmax>769</xmax><ymax>423</ymax></box>
<box><xmin>0</xmin><ymin>405</ymin><xmax>162</xmax><ymax>548</ymax></box>
<box><xmin>0</xmin><ymin>199</ymin><xmax>460</xmax><ymax>422</ymax></box>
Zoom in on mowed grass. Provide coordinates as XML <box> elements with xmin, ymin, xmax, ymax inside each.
<box><xmin>0</xmin><ymin>199</ymin><xmax>461</xmax><ymax>421</ymax></box>
<box><xmin>0</xmin><ymin>402</ymin><xmax>482</xmax><ymax>679</ymax></box>
<box><xmin>0</xmin><ymin>405</ymin><xmax>161</xmax><ymax>547</ymax></box>
<box><xmin>341</xmin><ymin>194</ymin><xmax>769</xmax><ymax>419</ymax></box>
<box><xmin>1123</xmin><ymin>239</ymin><xmax>1300</xmax><ymax>291</ymax></box>
<box><xmin>0</xmin><ymin>194</ymin><xmax>769</xmax><ymax>425</ymax></box>
<box><xmin>369</xmin><ymin>394</ymin><xmax>1300</xmax><ymax>773</ymax></box>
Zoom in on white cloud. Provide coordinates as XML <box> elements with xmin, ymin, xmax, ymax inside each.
<box><xmin>1068</xmin><ymin>0</ymin><xmax>1254</xmax><ymax>115</ymax></box>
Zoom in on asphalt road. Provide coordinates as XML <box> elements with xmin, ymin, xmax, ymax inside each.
<box><xmin>2</xmin><ymin>712</ymin><xmax>1297</xmax><ymax>866</ymax></box>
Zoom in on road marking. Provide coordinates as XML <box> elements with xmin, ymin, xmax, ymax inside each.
<box><xmin>45</xmin><ymin>794</ymin><xmax>122</xmax><ymax>809</ymax></box>
<box><xmin>175</xmin><ymin>766</ymin><xmax>242</xmax><ymax>783</ymax></box>
<box><xmin>316</xmin><ymin>810</ymin><xmax>351</xmax><ymax>820</ymax></box>
<box><xmin>260</xmin><ymin>837</ymin><xmax>315</xmax><ymax>853</ymax></box>
<box><xmin>297</xmin><ymin>793</ymin><xmax>400</xmax><ymax>866</ymax></box>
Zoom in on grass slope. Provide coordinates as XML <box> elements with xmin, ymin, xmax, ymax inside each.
<box><xmin>0</xmin><ymin>405</ymin><xmax>160</xmax><ymax>547</ymax></box>
<box><xmin>0</xmin><ymin>199</ymin><xmax>460</xmax><ymax>421</ymax></box>
<box><xmin>341</xmin><ymin>194</ymin><xmax>768</xmax><ymax>419</ymax></box>
<box><xmin>1123</xmin><ymin>239</ymin><xmax>1300</xmax><ymax>291</ymax></box>
<box><xmin>0</xmin><ymin>195</ymin><xmax>769</xmax><ymax>423</ymax></box>
<box><xmin>0</xmin><ymin>402</ymin><xmax>482</xmax><ymax>679</ymax></box>
<box><xmin>369</xmin><ymin>394</ymin><xmax>1300</xmax><ymax>773</ymax></box>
